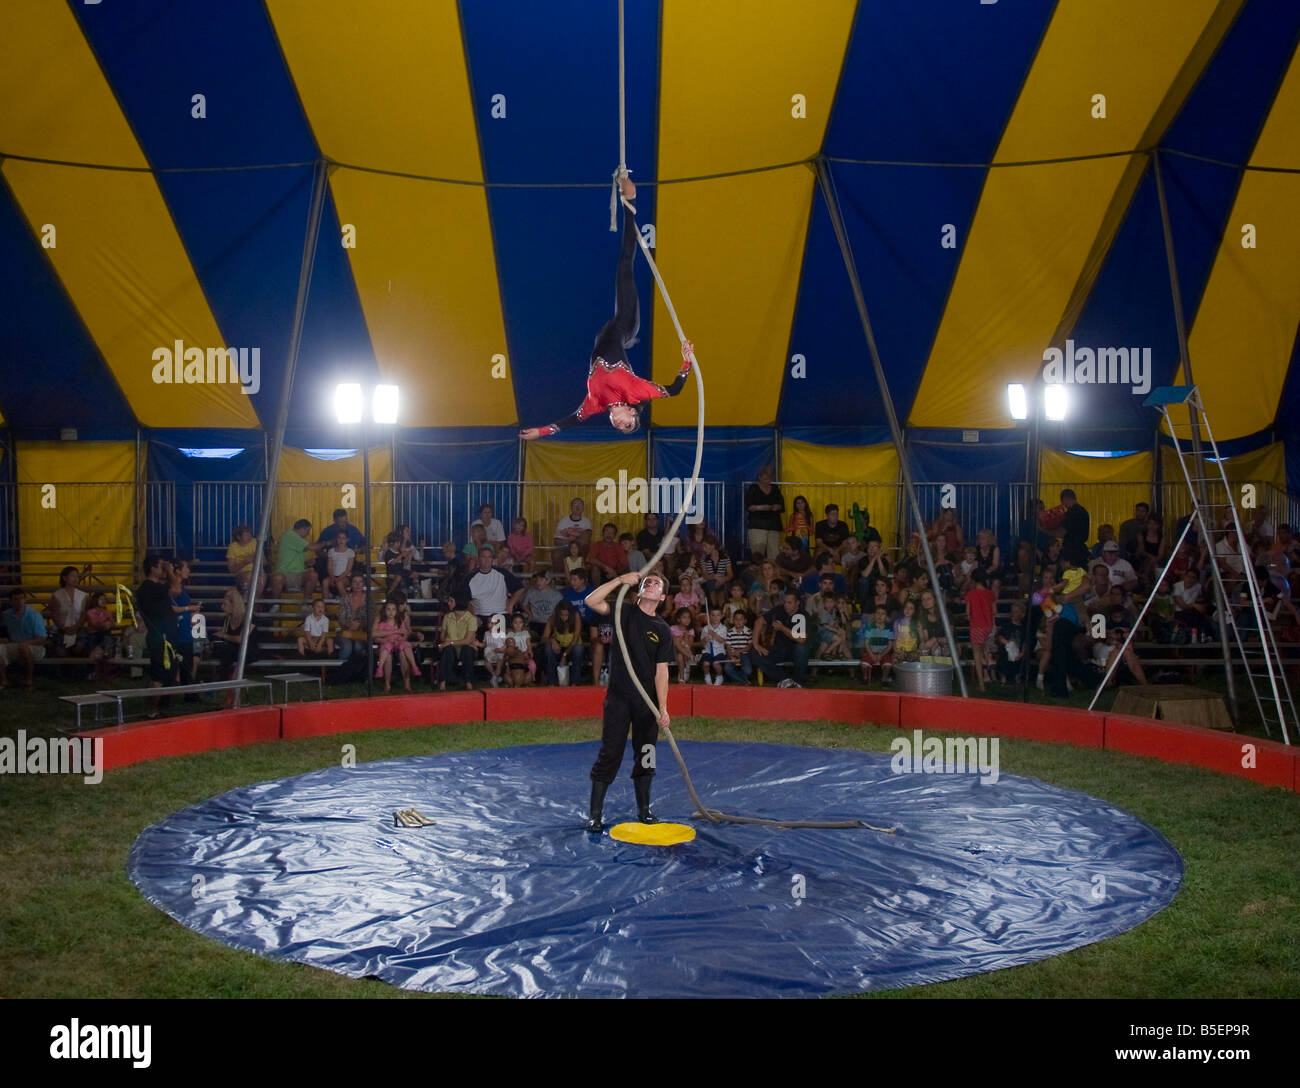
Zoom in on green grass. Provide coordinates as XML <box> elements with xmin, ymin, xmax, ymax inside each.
<box><xmin>1</xmin><ymin>689</ymin><xmax>1298</xmax><ymax>998</ymax></box>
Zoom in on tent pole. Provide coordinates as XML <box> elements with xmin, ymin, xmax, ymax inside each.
<box><xmin>236</xmin><ymin>159</ymin><xmax>330</xmax><ymax>682</ymax></box>
<box><xmin>814</xmin><ymin>157</ymin><xmax>967</xmax><ymax>696</ymax></box>
<box><xmin>1151</xmin><ymin>148</ymin><xmax>1237</xmax><ymax>716</ymax></box>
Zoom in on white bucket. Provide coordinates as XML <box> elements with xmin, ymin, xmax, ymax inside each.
<box><xmin>557</xmin><ymin>664</ymin><xmax>570</xmax><ymax>687</ymax></box>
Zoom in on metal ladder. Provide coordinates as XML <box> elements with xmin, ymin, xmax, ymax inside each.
<box><xmin>1134</xmin><ymin>386</ymin><xmax>1295</xmax><ymax>743</ymax></box>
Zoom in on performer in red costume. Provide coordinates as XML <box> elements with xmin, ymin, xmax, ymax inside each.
<box><xmin>520</xmin><ymin>176</ymin><xmax>694</xmax><ymax>440</ymax></box>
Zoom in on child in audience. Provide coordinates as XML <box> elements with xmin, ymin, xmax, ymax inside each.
<box><xmin>859</xmin><ymin>607</ymin><xmax>895</xmax><ymax>686</ymax></box>
<box><xmin>723</xmin><ymin>609</ymin><xmax>752</xmax><ymax>685</ymax></box>
<box><xmin>957</xmin><ymin>545</ymin><xmax>979</xmax><ymax>592</ymax></box>
<box><xmin>564</xmin><ymin>540</ymin><xmax>586</xmax><ymax>578</ymax></box>
<box><xmin>670</xmin><ymin>607</ymin><xmax>696</xmax><ymax>683</ymax></box>
<box><xmin>297</xmin><ymin>597</ymin><xmax>334</xmax><ymax>658</ymax></box>
<box><xmin>917</xmin><ymin>589</ymin><xmax>945</xmax><ymax>657</ymax></box>
<box><xmin>674</xmin><ymin>572</ymin><xmax>706</xmax><ymax>626</ymax></box>
<box><xmin>324</xmin><ymin>532</ymin><xmax>356</xmax><ymax>599</ymax></box>
<box><xmin>785</xmin><ymin>495</ymin><xmax>813</xmax><ymax>550</ymax></box>
<box><xmin>482</xmin><ymin>612</ymin><xmax>510</xmax><ymax>687</ymax></box>
<box><xmin>995</xmin><ymin>600</ymin><xmax>1027</xmax><ymax>684</ymax></box>
<box><xmin>722</xmin><ymin>581</ymin><xmax>748</xmax><ymax>623</ymax></box>
<box><xmin>503</xmin><ymin>611</ymin><xmax>536</xmax><ymax>686</ymax></box>
<box><xmin>83</xmin><ymin>590</ymin><xmax>115</xmax><ymax>681</ymax></box>
<box><xmin>507</xmin><ymin>518</ymin><xmax>534</xmax><ymax>571</ymax></box>
<box><xmin>964</xmin><ymin>571</ymin><xmax>996</xmax><ymax>692</ymax></box>
<box><xmin>700</xmin><ymin>607</ymin><xmax>729</xmax><ymax>686</ymax></box>
<box><xmin>543</xmin><ymin>601</ymin><xmax>582</xmax><ymax>685</ymax></box>
<box><xmin>374</xmin><ymin>599</ymin><xmax>418</xmax><ymax>692</ymax></box>
<box><xmin>621</xmin><ymin>532</ymin><xmax>647</xmax><ymax>573</ymax></box>
<box><xmin>893</xmin><ymin>599</ymin><xmax>920</xmax><ymax>662</ymax></box>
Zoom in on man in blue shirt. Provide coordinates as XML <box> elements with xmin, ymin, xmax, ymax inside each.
<box><xmin>800</xmin><ymin>553</ymin><xmax>848</xmax><ymax>597</ymax></box>
<box><xmin>564</xmin><ymin>570</ymin><xmax>602</xmax><ymax>683</ymax></box>
<box><xmin>0</xmin><ymin>589</ymin><xmax>49</xmax><ymax>690</ymax></box>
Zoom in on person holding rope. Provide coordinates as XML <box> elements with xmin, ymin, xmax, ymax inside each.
<box><xmin>519</xmin><ymin>177</ymin><xmax>694</xmax><ymax>440</ymax></box>
<box><xmin>583</xmin><ymin>570</ymin><xmax>673</xmax><ymax>832</ymax></box>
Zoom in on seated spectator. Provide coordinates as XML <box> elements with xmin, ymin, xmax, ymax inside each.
<box><xmin>857</xmin><ymin>607</ymin><xmax>895</xmax><ymax>686</ymax></box>
<box><xmin>973</xmin><ymin>529</ymin><xmax>1001</xmax><ymax>598</ymax></box>
<box><xmin>437</xmin><ymin>540</ymin><xmax>469</xmax><ymax>603</ymax></box>
<box><xmin>503</xmin><ymin>611</ymin><xmax>536</xmax><ymax>687</ymax></box>
<box><xmin>474</xmin><ymin>504</ymin><xmax>507</xmax><ymax>546</ymax></box>
<box><xmin>297</xmin><ymin>597</ymin><xmax>334</xmax><ymax>658</ymax></box>
<box><xmin>381</xmin><ymin>524</ymin><xmax>417</xmax><ymax>595</ymax></box>
<box><xmin>785</xmin><ymin>495</ymin><xmax>813</xmax><ymax>551</ymax></box>
<box><xmin>323</xmin><ymin>531</ymin><xmax>357</xmax><ymax>599</ymax></box>
<box><xmin>698</xmin><ymin>537</ymin><xmax>732</xmax><ymax>603</ymax></box>
<box><xmin>521</xmin><ymin>570</ymin><xmax>563</xmax><ymax>638</ymax></box>
<box><xmin>543</xmin><ymin>600</ymin><xmax>585</xmax><ymax>685</ymax></box>
<box><xmin>553</xmin><ymin>497</ymin><xmax>593</xmax><ymax>571</ymax></box>
<box><xmin>869</xmin><ymin>578</ymin><xmax>895</xmax><ymax>621</ymax></box>
<box><xmin>673</xmin><ymin>572</ymin><xmax>706</xmax><ymax>626</ymax></box>
<box><xmin>838</xmin><ymin>534</ymin><xmax>865</xmax><ymax>585</ymax></box>
<box><xmin>212</xmin><ymin>587</ymin><xmax>247</xmax><ymax>706</ymax></box>
<box><xmin>1090</xmin><ymin>614</ymin><xmax>1148</xmax><ymax>688</ymax></box>
<box><xmin>814</xmin><ymin>503</ymin><xmax>853</xmax><ymax>562</ymax></box>
<box><xmin>589</xmin><ymin>521</ymin><xmax>629</xmax><ymax>581</ymax></box>
<box><xmin>1117</xmin><ymin>503</ymin><xmax>1152</xmax><ymax>559</ymax></box>
<box><xmin>917</xmin><ymin>588</ymin><xmax>948</xmax><ymax>659</ymax></box>
<box><xmin>855</xmin><ymin>539</ymin><xmax>892</xmax><ymax>605</ymax></box>
<box><xmin>722</xmin><ymin>608</ymin><xmax>754</xmax><ymax>685</ymax></box>
<box><xmin>699</xmin><ymin>607</ymin><xmax>729</xmax><ymax>685</ymax></box>
<box><xmin>313</xmin><ymin>509</ymin><xmax>365</xmax><ymax>586</ymax></box>
<box><xmin>1172</xmin><ymin>566</ymin><xmax>1213</xmax><ymax>640</ymax></box>
<box><xmin>1134</xmin><ymin>514</ymin><xmax>1165</xmax><ymax>584</ymax></box>
<box><xmin>271</xmin><ymin>519</ymin><xmax>323</xmax><ymax>599</ymax></box>
<box><xmin>335</xmin><ymin>574</ymin><xmax>370</xmax><ymax>663</ymax></box>
<box><xmin>928</xmin><ymin>508</ymin><xmax>964</xmax><ymax>562</ymax></box>
<box><xmin>1007</xmin><ymin>539</ymin><xmax>1035</xmax><ymax>595</ymax></box>
<box><xmin>0</xmin><ymin>588</ymin><xmax>49</xmax><ymax>690</ymax></box>
<box><xmin>1090</xmin><ymin>524</ymin><xmax>1117</xmax><ymax>561</ymax></box>
<box><xmin>621</xmin><ymin>532</ymin><xmax>647</xmax><ymax>573</ymax></box>
<box><xmin>897</xmin><ymin>531</ymin><xmax>925</xmax><ymax>579</ymax></box>
<box><xmin>82</xmin><ymin>591</ymin><xmax>115</xmax><ymax>681</ymax></box>
<box><xmin>682</xmin><ymin>522</ymin><xmax>711</xmax><ymax>566</ymax></box>
<box><xmin>468</xmin><ymin>548</ymin><xmax>527</xmax><ymax>626</ymax></box>
<box><xmin>748</xmin><ymin>560</ymin><xmax>780</xmax><ymax>616</ymax></box>
<box><xmin>751</xmin><ymin>590</ymin><xmax>811</xmax><ymax>686</ymax></box>
<box><xmin>464</xmin><ymin>522</ymin><xmax>489</xmax><ymax>561</ymax></box>
<box><xmin>374</xmin><ymin>599</ymin><xmax>419</xmax><ymax>692</ymax></box>
<box><xmin>1082</xmin><ymin>562</ymin><xmax>1114</xmax><ymax>617</ymax></box>
<box><xmin>775</xmin><ymin>536</ymin><xmax>814</xmax><ymax>585</ymax></box>
<box><xmin>563</xmin><ymin>539</ymin><xmax>587</xmax><ymax>580</ymax></box>
<box><xmin>1100</xmin><ymin>540</ymin><xmax>1138</xmax><ymax>592</ymax></box>
<box><xmin>892</xmin><ymin>599</ymin><xmax>921</xmax><ymax>662</ymax></box>
<box><xmin>808</xmin><ymin>576</ymin><xmax>851</xmax><ymax>661</ymax></box>
<box><xmin>635</xmin><ymin>512</ymin><xmax>677</xmax><ymax>578</ymax></box>
<box><xmin>507</xmin><ymin>517</ymin><xmax>534</xmax><ymax>571</ymax></box>
<box><xmin>226</xmin><ymin>525</ymin><xmax>262</xmax><ymax>594</ymax></box>
<box><xmin>438</xmin><ymin>594</ymin><xmax>481</xmax><ymax>691</ymax></box>
<box><xmin>801</xmin><ymin>553</ymin><xmax>847</xmax><ymax>597</ymax></box>
<box><xmin>995</xmin><ymin>601</ymin><xmax>1028</xmax><ymax>685</ymax></box>
<box><xmin>47</xmin><ymin>565</ymin><xmax>90</xmax><ymax>658</ymax></box>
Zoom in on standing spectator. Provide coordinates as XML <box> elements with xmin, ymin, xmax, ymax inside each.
<box><xmin>47</xmin><ymin>565</ymin><xmax>89</xmax><ymax>658</ymax></box>
<box><xmin>475</xmin><ymin>504</ymin><xmax>507</xmax><ymax>545</ymax></box>
<box><xmin>751</xmin><ymin>590</ymin><xmax>811</xmax><ymax>686</ymax></box>
<box><xmin>589</xmin><ymin>522</ymin><xmax>629</xmax><ymax>581</ymax></box>
<box><xmin>745</xmin><ymin>466</ymin><xmax>786</xmax><ymax>561</ymax></box>
<box><xmin>785</xmin><ymin>495</ymin><xmax>813</xmax><ymax>550</ymax></box>
<box><xmin>813</xmin><ymin>504</ymin><xmax>852</xmax><ymax>563</ymax></box>
<box><xmin>965</xmin><ymin>571</ymin><xmax>996</xmax><ymax>692</ymax></box>
<box><xmin>136</xmin><ymin>555</ymin><xmax>175</xmax><ymax>715</ymax></box>
<box><xmin>1118</xmin><ymin>503</ymin><xmax>1152</xmax><ymax>560</ymax></box>
<box><xmin>507</xmin><ymin>517</ymin><xmax>534</xmax><ymax>571</ymax></box>
<box><xmin>438</xmin><ymin>594</ymin><xmax>481</xmax><ymax>690</ymax></box>
<box><xmin>669</xmin><ymin>608</ymin><xmax>697</xmax><ymax>683</ymax></box>
<box><xmin>0</xmin><ymin>588</ymin><xmax>49</xmax><ymax>691</ymax></box>
<box><xmin>271</xmin><ymin>519</ymin><xmax>324</xmax><ymax>600</ymax></box>
<box><xmin>1055</xmin><ymin>489</ymin><xmax>1091</xmax><ymax>567</ymax></box>
<box><xmin>552</xmin><ymin>497</ymin><xmax>593</xmax><ymax>571</ymax></box>
<box><xmin>297</xmin><ymin>598</ymin><xmax>334</xmax><ymax>658</ymax></box>
<box><xmin>168</xmin><ymin>557</ymin><xmax>200</xmax><ymax>687</ymax></box>
<box><xmin>335</xmin><ymin>574</ymin><xmax>370</xmax><ymax>664</ymax></box>
<box><xmin>323</xmin><ymin>531</ymin><xmax>357</xmax><ymax>599</ymax></box>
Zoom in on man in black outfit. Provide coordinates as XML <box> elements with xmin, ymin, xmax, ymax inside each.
<box><xmin>583</xmin><ymin>570</ymin><xmax>673</xmax><ymax>833</ymax></box>
<box><xmin>1057</xmin><ymin>488</ymin><xmax>1091</xmax><ymax>567</ymax></box>
<box><xmin>137</xmin><ymin>553</ymin><xmax>176</xmax><ymax>718</ymax></box>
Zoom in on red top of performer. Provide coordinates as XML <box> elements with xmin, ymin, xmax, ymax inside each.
<box><xmin>520</xmin><ymin>176</ymin><xmax>695</xmax><ymax>440</ymax></box>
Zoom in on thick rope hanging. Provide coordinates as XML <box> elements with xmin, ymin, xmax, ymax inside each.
<box><xmin>605</xmin><ymin>4</ymin><xmax>888</xmax><ymax>833</ymax></box>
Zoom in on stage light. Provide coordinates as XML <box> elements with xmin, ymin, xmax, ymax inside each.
<box><xmin>373</xmin><ymin>385</ymin><xmax>399</xmax><ymax>424</ymax></box>
<box><xmin>1007</xmin><ymin>383</ymin><xmax>1028</xmax><ymax>421</ymax></box>
<box><xmin>334</xmin><ymin>383</ymin><xmax>362</xmax><ymax>424</ymax></box>
<box><xmin>1044</xmin><ymin>383</ymin><xmax>1068</xmax><ymax>421</ymax></box>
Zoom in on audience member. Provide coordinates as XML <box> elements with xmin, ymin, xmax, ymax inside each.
<box><xmin>744</xmin><ymin>466</ymin><xmax>786</xmax><ymax>561</ymax></box>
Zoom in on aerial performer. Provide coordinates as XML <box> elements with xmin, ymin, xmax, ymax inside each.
<box><xmin>519</xmin><ymin>176</ymin><xmax>694</xmax><ymax>440</ymax></box>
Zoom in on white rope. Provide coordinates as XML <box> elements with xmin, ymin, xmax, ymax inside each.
<box><xmin>610</xmin><ymin>0</ymin><xmax>627</xmax><ymax>231</ymax></box>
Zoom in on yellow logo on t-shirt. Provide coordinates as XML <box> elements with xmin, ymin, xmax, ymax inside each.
<box><xmin>647</xmin><ymin>631</ymin><xmax>659</xmax><ymax>643</ymax></box>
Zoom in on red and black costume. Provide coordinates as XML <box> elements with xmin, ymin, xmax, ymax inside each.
<box><xmin>532</xmin><ymin>201</ymin><xmax>691</xmax><ymax>436</ymax></box>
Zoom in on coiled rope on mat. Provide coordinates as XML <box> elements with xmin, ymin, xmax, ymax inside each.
<box><xmin>605</xmin><ymin>3</ymin><xmax>890</xmax><ymax>835</ymax></box>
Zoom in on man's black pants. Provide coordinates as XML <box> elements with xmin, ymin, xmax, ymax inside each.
<box><xmin>590</xmin><ymin>689</ymin><xmax>658</xmax><ymax>783</ymax></box>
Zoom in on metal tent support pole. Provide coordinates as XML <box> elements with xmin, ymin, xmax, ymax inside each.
<box><xmin>363</xmin><ymin>422</ymin><xmax>373</xmax><ymax>698</ymax></box>
<box><xmin>1151</xmin><ymin>149</ymin><xmax>1238</xmax><ymax>716</ymax></box>
<box><xmin>236</xmin><ymin>159</ymin><xmax>330</xmax><ymax>682</ymax></box>
<box><xmin>815</xmin><ymin>157</ymin><xmax>967</xmax><ymax>696</ymax></box>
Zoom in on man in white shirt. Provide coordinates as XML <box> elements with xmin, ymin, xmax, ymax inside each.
<box><xmin>467</xmin><ymin>548</ymin><xmax>526</xmax><ymax>626</ymax></box>
<box><xmin>1100</xmin><ymin>541</ymin><xmax>1137</xmax><ymax>592</ymax></box>
<box><xmin>552</xmin><ymin>497</ymin><xmax>593</xmax><ymax>570</ymax></box>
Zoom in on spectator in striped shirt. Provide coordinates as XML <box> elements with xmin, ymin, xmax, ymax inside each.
<box><xmin>722</xmin><ymin>609</ymin><xmax>754</xmax><ymax>685</ymax></box>
<box><xmin>699</xmin><ymin>537</ymin><xmax>732</xmax><ymax>604</ymax></box>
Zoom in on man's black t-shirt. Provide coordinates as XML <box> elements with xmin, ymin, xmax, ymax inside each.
<box><xmin>1061</xmin><ymin>503</ymin><xmax>1091</xmax><ymax>562</ymax></box>
<box><xmin>745</xmin><ymin>484</ymin><xmax>785</xmax><ymax>532</ymax></box>
<box><xmin>635</xmin><ymin>528</ymin><xmax>664</xmax><ymax>554</ymax></box>
<box><xmin>136</xmin><ymin>579</ymin><xmax>173</xmax><ymax>632</ymax></box>
<box><xmin>814</xmin><ymin>519</ymin><xmax>851</xmax><ymax>550</ymax></box>
<box><xmin>763</xmin><ymin>605</ymin><xmax>808</xmax><ymax>654</ymax></box>
<box><xmin>607</xmin><ymin>597</ymin><xmax>673</xmax><ymax>701</ymax></box>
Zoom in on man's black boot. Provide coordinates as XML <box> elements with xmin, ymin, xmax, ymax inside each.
<box><xmin>634</xmin><ymin>777</ymin><xmax>659</xmax><ymax>824</ymax></box>
<box><xmin>586</xmin><ymin>779</ymin><xmax>609</xmax><ymax>833</ymax></box>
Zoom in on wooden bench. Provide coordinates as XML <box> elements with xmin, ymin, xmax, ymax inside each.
<box><xmin>96</xmin><ymin>678</ymin><xmax>273</xmax><ymax>725</ymax></box>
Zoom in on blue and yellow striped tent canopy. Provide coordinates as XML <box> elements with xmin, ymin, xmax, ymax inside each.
<box><xmin>2</xmin><ymin>0</ymin><xmax>1299</xmax><ymax>491</ymax></box>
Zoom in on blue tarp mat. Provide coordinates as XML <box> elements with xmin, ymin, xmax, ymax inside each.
<box><xmin>128</xmin><ymin>742</ymin><xmax>1182</xmax><ymax>998</ymax></box>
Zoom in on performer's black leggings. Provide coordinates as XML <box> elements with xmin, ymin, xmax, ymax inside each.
<box><xmin>590</xmin><ymin>689</ymin><xmax>658</xmax><ymax>783</ymax></box>
<box><xmin>590</xmin><ymin>208</ymin><xmax>640</xmax><ymax>367</ymax></box>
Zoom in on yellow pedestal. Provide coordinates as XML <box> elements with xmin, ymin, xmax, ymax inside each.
<box><xmin>609</xmin><ymin>822</ymin><xmax>696</xmax><ymax>846</ymax></box>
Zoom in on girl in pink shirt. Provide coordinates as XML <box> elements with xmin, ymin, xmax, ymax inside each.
<box><xmin>507</xmin><ymin>517</ymin><xmax>534</xmax><ymax>570</ymax></box>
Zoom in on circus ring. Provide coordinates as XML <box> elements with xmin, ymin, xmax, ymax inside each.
<box><xmin>90</xmin><ymin>688</ymin><xmax>1300</xmax><ymax>999</ymax></box>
